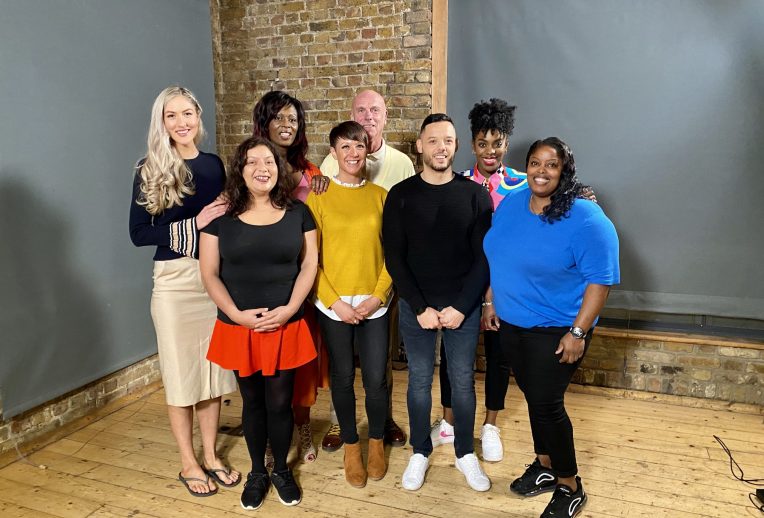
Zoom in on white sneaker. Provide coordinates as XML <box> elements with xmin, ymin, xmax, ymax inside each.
<box><xmin>480</xmin><ymin>423</ymin><xmax>503</xmax><ymax>462</ymax></box>
<box><xmin>429</xmin><ymin>418</ymin><xmax>455</xmax><ymax>447</ymax></box>
<box><xmin>402</xmin><ymin>453</ymin><xmax>429</xmax><ymax>491</ymax></box>
<box><xmin>455</xmin><ymin>453</ymin><xmax>491</xmax><ymax>491</ymax></box>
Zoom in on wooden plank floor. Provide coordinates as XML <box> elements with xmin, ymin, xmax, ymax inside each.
<box><xmin>2</xmin><ymin>370</ymin><xmax>762</xmax><ymax>517</ymax></box>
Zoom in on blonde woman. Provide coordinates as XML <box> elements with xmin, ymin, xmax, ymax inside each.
<box><xmin>129</xmin><ymin>86</ymin><xmax>239</xmax><ymax>497</ymax></box>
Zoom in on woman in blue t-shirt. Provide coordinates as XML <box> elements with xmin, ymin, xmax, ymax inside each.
<box><xmin>483</xmin><ymin>137</ymin><xmax>619</xmax><ymax>518</ymax></box>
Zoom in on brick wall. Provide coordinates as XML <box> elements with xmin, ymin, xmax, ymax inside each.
<box><xmin>210</xmin><ymin>0</ymin><xmax>433</xmax><ymax>167</ymax></box>
<box><xmin>0</xmin><ymin>355</ymin><xmax>160</xmax><ymax>456</ymax></box>
<box><xmin>574</xmin><ymin>331</ymin><xmax>763</xmax><ymax>405</ymax></box>
<box><xmin>210</xmin><ymin>1</ymin><xmax>762</xmax><ymax>407</ymax></box>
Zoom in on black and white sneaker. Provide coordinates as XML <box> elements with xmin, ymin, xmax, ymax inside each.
<box><xmin>540</xmin><ymin>476</ymin><xmax>587</xmax><ymax>517</ymax></box>
<box><xmin>509</xmin><ymin>458</ymin><xmax>558</xmax><ymax>496</ymax></box>
<box><xmin>241</xmin><ymin>471</ymin><xmax>270</xmax><ymax>510</ymax></box>
<box><xmin>270</xmin><ymin>469</ymin><xmax>302</xmax><ymax>506</ymax></box>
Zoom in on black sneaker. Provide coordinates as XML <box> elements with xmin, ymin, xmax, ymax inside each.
<box><xmin>509</xmin><ymin>458</ymin><xmax>558</xmax><ymax>496</ymax></box>
<box><xmin>270</xmin><ymin>469</ymin><xmax>302</xmax><ymax>506</ymax></box>
<box><xmin>241</xmin><ymin>471</ymin><xmax>270</xmax><ymax>511</ymax></box>
<box><xmin>541</xmin><ymin>476</ymin><xmax>587</xmax><ymax>517</ymax></box>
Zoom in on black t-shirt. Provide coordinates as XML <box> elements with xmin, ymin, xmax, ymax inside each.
<box><xmin>202</xmin><ymin>201</ymin><xmax>316</xmax><ymax>325</ymax></box>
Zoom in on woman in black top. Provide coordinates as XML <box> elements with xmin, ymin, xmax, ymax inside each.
<box><xmin>129</xmin><ymin>86</ymin><xmax>239</xmax><ymax>497</ymax></box>
<box><xmin>200</xmin><ymin>136</ymin><xmax>318</xmax><ymax>509</ymax></box>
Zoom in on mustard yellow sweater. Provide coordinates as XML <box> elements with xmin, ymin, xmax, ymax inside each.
<box><xmin>305</xmin><ymin>181</ymin><xmax>393</xmax><ymax>308</ymax></box>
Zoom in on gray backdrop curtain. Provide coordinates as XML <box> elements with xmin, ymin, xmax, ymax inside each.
<box><xmin>448</xmin><ymin>0</ymin><xmax>764</xmax><ymax>320</ymax></box>
<box><xmin>0</xmin><ymin>0</ymin><xmax>217</xmax><ymax>417</ymax></box>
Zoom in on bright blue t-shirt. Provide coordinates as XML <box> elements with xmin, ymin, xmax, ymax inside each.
<box><xmin>483</xmin><ymin>188</ymin><xmax>620</xmax><ymax>328</ymax></box>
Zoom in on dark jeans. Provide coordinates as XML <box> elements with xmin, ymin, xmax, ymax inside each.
<box><xmin>439</xmin><ymin>329</ymin><xmax>509</xmax><ymax>411</ymax></box>
<box><xmin>499</xmin><ymin>321</ymin><xmax>591</xmax><ymax>478</ymax></box>
<box><xmin>235</xmin><ymin>369</ymin><xmax>295</xmax><ymax>474</ymax></box>
<box><xmin>399</xmin><ymin>299</ymin><xmax>480</xmax><ymax>458</ymax></box>
<box><xmin>319</xmin><ymin>311</ymin><xmax>389</xmax><ymax>443</ymax></box>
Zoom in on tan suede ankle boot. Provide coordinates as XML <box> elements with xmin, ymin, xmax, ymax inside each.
<box><xmin>343</xmin><ymin>441</ymin><xmax>367</xmax><ymax>488</ymax></box>
<box><xmin>367</xmin><ymin>438</ymin><xmax>387</xmax><ymax>480</ymax></box>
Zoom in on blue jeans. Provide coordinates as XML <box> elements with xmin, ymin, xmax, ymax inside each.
<box><xmin>398</xmin><ymin>299</ymin><xmax>480</xmax><ymax>458</ymax></box>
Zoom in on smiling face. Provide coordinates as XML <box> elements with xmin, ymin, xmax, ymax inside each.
<box><xmin>268</xmin><ymin>104</ymin><xmax>299</xmax><ymax>150</ymax></box>
<box><xmin>163</xmin><ymin>95</ymin><xmax>199</xmax><ymax>150</ymax></box>
<box><xmin>351</xmin><ymin>90</ymin><xmax>387</xmax><ymax>152</ymax></box>
<box><xmin>242</xmin><ymin>145</ymin><xmax>279</xmax><ymax>197</ymax></box>
<box><xmin>417</xmin><ymin>120</ymin><xmax>457</xmax><ymax>174</ymax></box>
<box><xmin>472</xmin><ymin>129</ymin><xmax>508</xmax><ymax>177</ymax></box>
<box><xmin>526</xmin><ymin>145</ymin><xmax>562</xmax><ymax>199</ymax></box>
<box><xmin>330</xmin><ymin>137</ymin><xmax>367</xmax><ymax>181</ymax></box>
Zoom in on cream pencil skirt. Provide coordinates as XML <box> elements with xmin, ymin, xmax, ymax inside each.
<box><xmin>150</xmin><ymin>257</ymin><xmax>237</xmax><ymax>407</ymax></box>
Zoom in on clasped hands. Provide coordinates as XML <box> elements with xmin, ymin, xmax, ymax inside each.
<box><xmin>234</xmin><ymin>306</ymin><xmax>296</xmax><ymax>332</ymax></box>
<box><xmin>331</xmin><ymin>297</ymin><xmax>382</xmax><ymax>325</ymax></box>
<box><xmin>416</xmin><ymin>306</ymin><xmax>464</xmax><ymax>330</ymax></box>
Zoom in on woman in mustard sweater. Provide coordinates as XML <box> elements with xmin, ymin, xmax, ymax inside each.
<box><xmin>305</xmin><ymin>121</ymin><xmax>392</xmax><ymax>488</ymax></box>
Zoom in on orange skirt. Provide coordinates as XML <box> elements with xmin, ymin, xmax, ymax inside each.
<box><xmin>207</xmin><ymin>318</ymin><xmax>317</xmax><ymax>378</ymax></box>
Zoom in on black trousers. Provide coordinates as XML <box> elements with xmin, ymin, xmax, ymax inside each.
<box><xmin>499</xmin><ymin>321</ymin><xmax>590</xmax><ymax>478</ymax></box>
<box><xmin>319</xmin><ymin>312</ymin><xmax>389</xmax><ymax>443</ymax></box>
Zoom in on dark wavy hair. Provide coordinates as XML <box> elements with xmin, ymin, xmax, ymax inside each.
<box><xmin>468</xmin><ymin>98</ymin><xmax>516</xmax><ymax>141</ymax></box>
<box><xmin>225</xmin><ymin>137</ymin><xmax>293</xmax><ymax>216</ymax></box>
<box><xmin>526</xmin><ymin>137</ymin><xmax>584</xmax><ymax>223</ymax></box>
<box><xmin>252</xmin><ymin>90</ymin><xmax>309</xmax><ymax>174</ymax></box>
<box><xmin>329</xmin><ymin>120</ymin><xmax>369</xmax><ymax>148</ymax></box>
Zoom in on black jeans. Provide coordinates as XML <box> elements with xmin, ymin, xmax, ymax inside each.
<box><xmin>499</xmin><ymin>321</ymin><xmax>590</xmax><ymax>478</ymax></box>
<box><xmin>235</xmin><ymin>369</ymin><xmax>295</xmax><ymax>474</ymax></box>
<box><xmin>439</xmin><ymin>329</ymin><xmax>509</xmax><ymax>411</ymax></box>
<box><xmin>319</xmin><ymin>312</ymin><xmax>389</xmax><ymax>443</ymax></box>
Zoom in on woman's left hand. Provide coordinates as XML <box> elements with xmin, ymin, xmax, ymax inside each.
<box><xmin>310</xmin><ymin>175</ymin><xmax>330</xmax><ymax>194</ymax></box>
<box><xmin>253</xmin><ymin>306</ymin><xmax>295</xmax><ymax>332</ymax></box>
<box><xmin>555</xmin><ymin>333</ymin><xmax>585</xmax><ymax>364</ymax></box>
<box><xmin>354</xmin><ymin>296</ymin><xmax>381</xmax><ymax>318</ymax></box>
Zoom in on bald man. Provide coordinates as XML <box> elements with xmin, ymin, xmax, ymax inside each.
<box><xmin>319</xmin><ymin>89</ymin><xmax>415</xmax><ymax>452</ymax></box>
<box><xmin>320</xmin><ymin>89</ymin><xmax>415</xmax><ymax>190</ymax></box>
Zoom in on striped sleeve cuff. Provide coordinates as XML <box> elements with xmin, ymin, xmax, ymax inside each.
<box><xmin>169</xmin><ymin>217</ymin><xmax>198</xmax><ymax>258</ymax></box>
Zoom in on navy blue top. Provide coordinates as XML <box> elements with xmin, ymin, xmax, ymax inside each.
<box><xmin>129</xmin><ymin>152</ymin><xmax>225</xmax><ymax>260</ymax></box>
<box><xmin>483</xmin><ymin>188</ymin><xmax>620</xmax><ymax>328</ymax></box>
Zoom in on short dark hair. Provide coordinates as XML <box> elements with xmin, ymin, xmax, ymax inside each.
<box><xmin>525</xmin><ymin>137</ymin><xmax>583</xmax><ymax>223</ymax></box>
<box><xmin>468</xmin><ymin>98</ymin><xmax>516</xmax><ymax>141</ymax></box>
<box><xmin>420</xmin><ymin>113</ymin><xmax>455</xmax><ymax>134</ymax></box>
<box><xmin>251</xmin><ymin>90</ymin><xmax>309</xmax><ymax>173</ymax></box>
<box><xmin>226</xmin><ymin>136</ymin><xmax>293</xmax><ymax>216</ymax></box>
<box><xmin>329</xmin><ymin>120</ymin><xmax>369</xmax><ymax>148</ymax></box>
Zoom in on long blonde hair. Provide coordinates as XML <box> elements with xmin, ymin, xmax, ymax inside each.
<box><xmin>136</xmin><ymin>86</ymin><xmax>206</xmax><ymax>215</ymax></box>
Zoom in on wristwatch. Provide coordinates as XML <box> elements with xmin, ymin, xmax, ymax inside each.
<box><xmin>569</xmin><ymin>326</ymin><xmax>586</xmax><ymax>339</ymax></box>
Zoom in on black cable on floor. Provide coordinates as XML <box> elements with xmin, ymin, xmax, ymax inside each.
<box><xmin>713</xmin><ymin>435</ymin><xmax>764</xmax><ymax>514</ymax></box>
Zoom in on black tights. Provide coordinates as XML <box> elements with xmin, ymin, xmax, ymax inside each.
<box><xmin>235</xmin><ymin>369</ymin><xmax>295</xmax><ymax>474</ymax></box>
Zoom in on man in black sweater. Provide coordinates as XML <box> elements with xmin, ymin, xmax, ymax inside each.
<box><xmin>382</xmin><ymin>114</ymin><xmax>493</xmax><ymax>492</ymax></box>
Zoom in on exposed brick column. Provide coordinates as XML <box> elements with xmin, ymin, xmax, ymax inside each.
<box><xmin>211</xmin><ymin>0</ymin><xmax>434</xmax><ymax>168</ymax></box>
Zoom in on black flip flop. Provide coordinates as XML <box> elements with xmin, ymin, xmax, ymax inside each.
<box><xmin>178</xmin><ymin>472</ymin><xmax>219</xmax><ymax>497</ymax></box>
<box><xmin>204</xmin><ymin>466</ymin><xmax>242</xmax><ymax>488</ymax></box>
